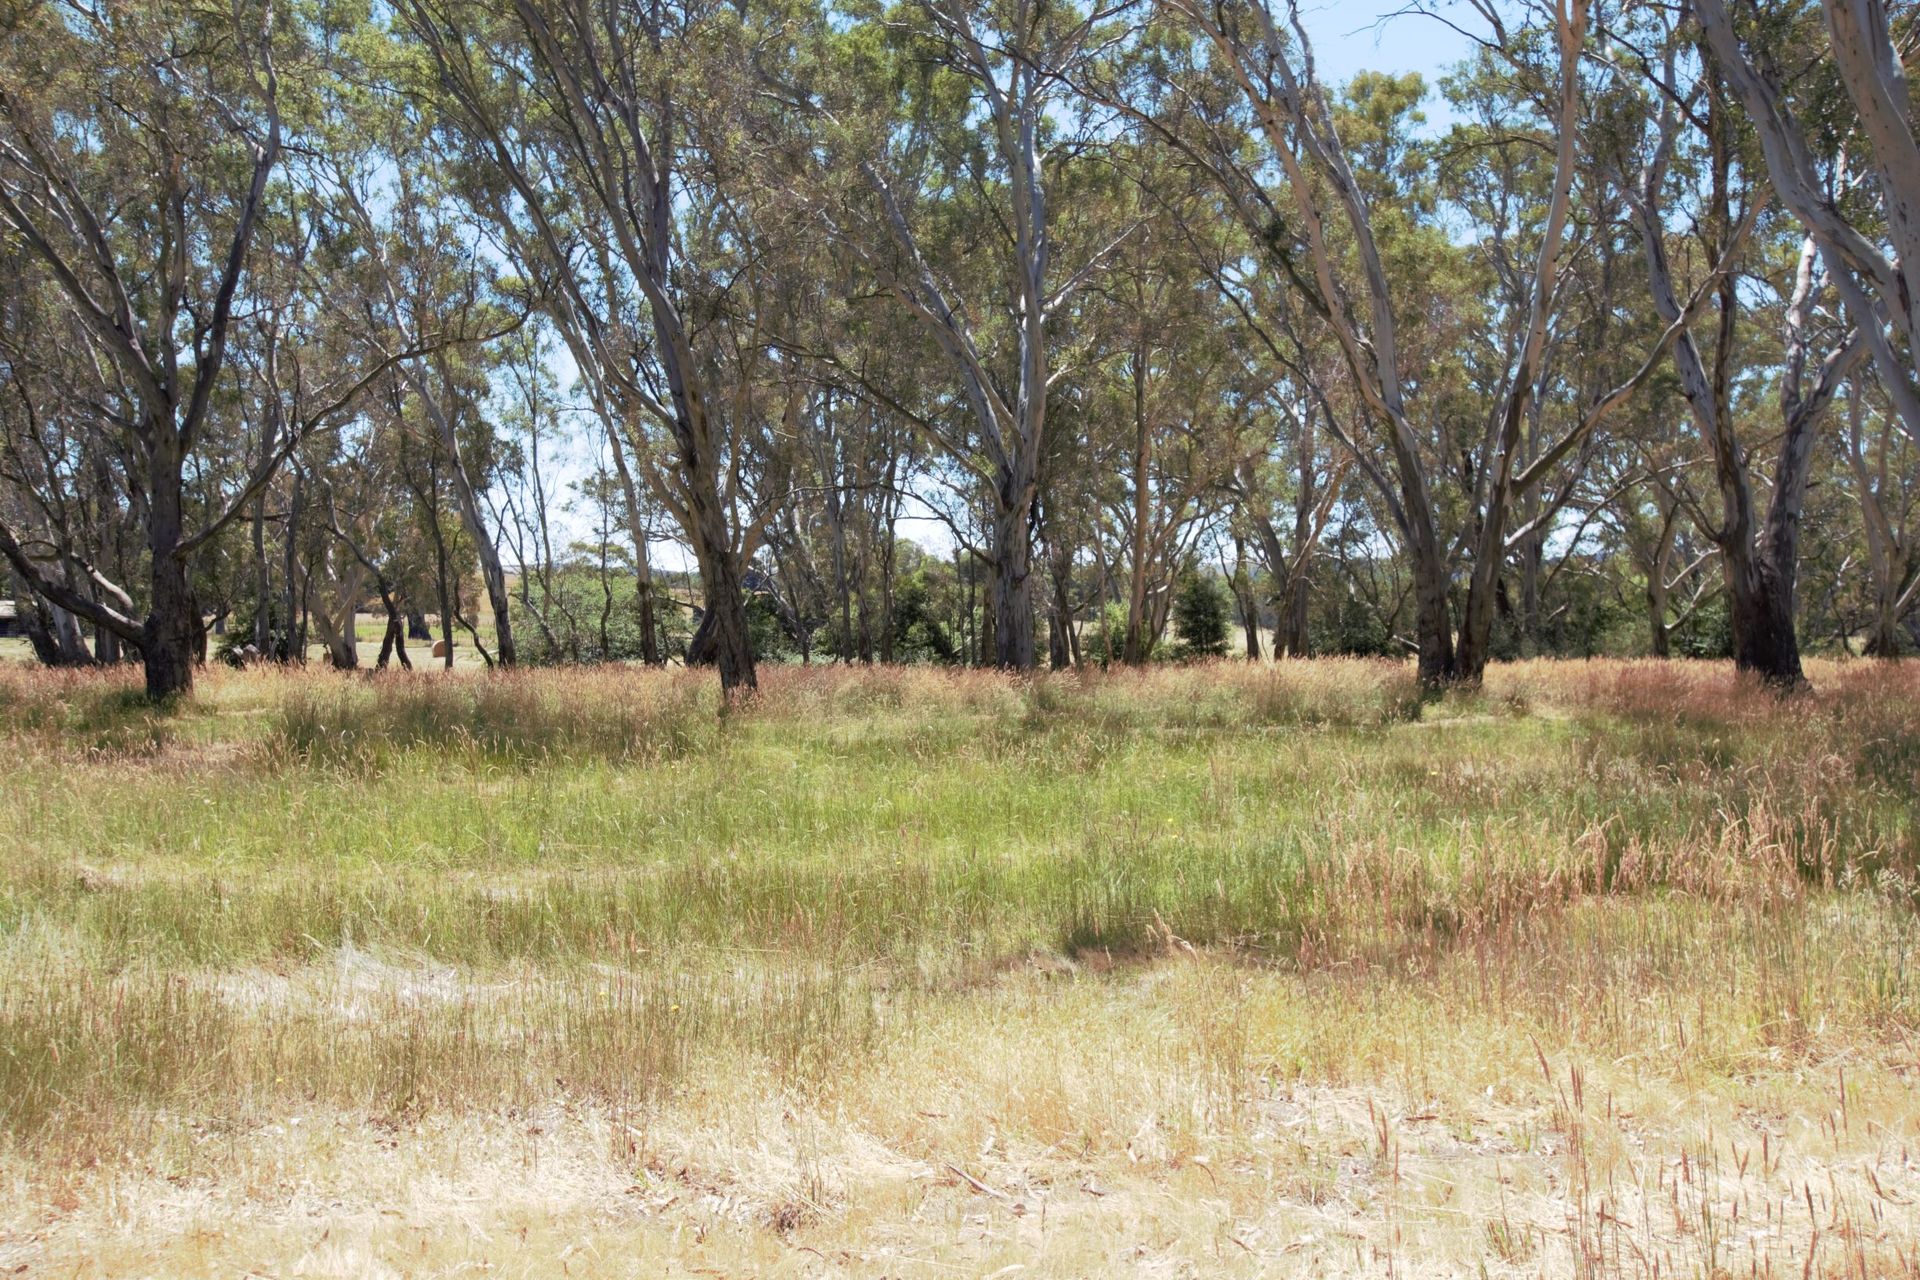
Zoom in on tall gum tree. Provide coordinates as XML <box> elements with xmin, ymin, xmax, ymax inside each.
<box><xmin>398</xmin><ymin>0</ymin><xmax>791</xmax><ymax>696</ymax></box>
<box><xmin>0</xmin><ymin>1</ymin><xmax>398</xmax><ymax>697</ymax></box>
<box><xmin>1695</xmin><ymin>0</ymin><xmax>1920</xmax><ymax>428</ymax></box>
<box><xmin>1156</xmin><ymin>0</ymin><xmax>1727</xmax><ymax>685</ymax></box>
<box><xmin>1603</xmin><ymin>8</ymin><xmax>1864</xmax><ymax>684</ymax></box>
<box><xmin>810</xmin><ymin>0</ymin><xmax>1138</xmax><ymax>670</ymax></box>
<box><xmin>0</xmin><ymin>1</ymin><xmax>285</xmax><ymax>697</ymax></box>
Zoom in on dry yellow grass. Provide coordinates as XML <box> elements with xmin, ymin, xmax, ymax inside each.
<box><xmin>0</xmin><ymin>658</ymin><xmax>1915</xmax><ymax>1276</ymax></box>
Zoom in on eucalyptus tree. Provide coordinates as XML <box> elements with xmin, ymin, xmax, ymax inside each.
<box><xmin>0</xmin><ymin>0</ymin><xmax>292</xmax><ymax>695</ymax></box>
<box><xmin>1842</xmin><ymin>379</ymin><xmax>1920</xmax><ymax>653</ymax></box>
<box><xmin>1152</xmin><ymin>0</ymin><xmax>1713</xmax><ymax>685</ymax></box>
<box><xmin>314</xmin><ymin>415</ymin><xmax>431</xmax><ymax>671</ymax></box>
<box><xmin>806</xmin><ymin>0</ymin><xmax>1139</xmax><ymax>670</ymax></box>
<box><xmin>1087</xmin><ymin>250</ymin><xmax>1259</xmax><ymax>663</ymax></box>
<box><xmin>0</xmin><ymin>266</ymin><xmax>129</xmax><ymax>665</ymax></box>
<box><xmin>1598</xmin><ymin>5</ymin><xmax>1863</xmax><ymax>683</ymax></box>
<box><xmin>761</xmin><ymin>389</ymin><xmax>919</xmax><ymax>664</ymax></box>
<box><xmin>1229</xmin><ymin>389</ymin><xmax>1346</xmax><ymax>658</ymax></box>
<box><xmin>1695</xmin><ymin>0</ymin><xmax>1920</xmax><ymax>442</ymax></box>
<box><xmin>323</xmin><ymin>148</ymin><xmax>525</xmax><ymax>666</ymax></box>
<box><xmin>0</xmin><ymin>0</ymin><xmax>422</xmax><ymax>695</ymax></box>
<box><xmin>394</xmin><ymin>0</ymin><xmax>808</xmax><ymax>697</ymax></box>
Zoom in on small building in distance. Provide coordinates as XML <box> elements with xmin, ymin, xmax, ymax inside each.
<box><xmin>0</xmin><ymin>599</ymin><xmax>18</xmax><ymax>639</ymax></box>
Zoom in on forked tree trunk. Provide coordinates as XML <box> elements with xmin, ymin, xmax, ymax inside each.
<box><xmin>377</xmin><ymin>599</ymin><xmax>413</xmax><ymax>671</ymax></box>
<box><xmin>685</xmin><ymin>488</ymin><xmax>756</xmax><ymax>697</ymax></box>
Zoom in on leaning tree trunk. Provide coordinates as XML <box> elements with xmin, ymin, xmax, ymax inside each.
<box><xmin>21</xmin><ymin>598</ymin><xmax>61</xmax><ymax>666</ymax></box>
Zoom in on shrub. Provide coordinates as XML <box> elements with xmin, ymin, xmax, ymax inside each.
<box><xmin>1171</xmin><ymin>572</ymin><xmax>1230</xmax><ymax>659</ymax></box>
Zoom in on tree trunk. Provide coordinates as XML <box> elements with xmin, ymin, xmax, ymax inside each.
<box><xmin>252</xmin><ymin>490</ymin><xmax>272</xmax><ymax>653</ymax></box>
<box><xmin>377</xmin><ymin>603</ymin><xmax>413</xmax><ymax>671</ymax></box>
<box><xmin>990</xmin><ymin>496</ymin><xmax>1035</xmax><ymax>671</ymax></box>
<box><xmin>413</xmin><ymin>368</ymin><xmax>516</xmax><ymax>667</ymax></box>
<box><xmin>1647</xmin><ymin>563</ymin><xmax>1671</xmax><ymax>658</ymax></box>
<box><xmin>1122</xmin><ymin>351</ymin><xmax>1154</xmax><ymax>666</ymax></box>
<box><xmin>1233</xmin><ymin>536</ymin><xmax>1262</xmax><ymax>661</ymax></box>
<box><xmin>143</xmin><ymin>550</ymin><xmax>197</xmax><ymax>699</ymax></box>
<box><xmin>141</xmin><ymin>460</ymin><xmax>197</xmax><ymax>699</ymax></box>
<box><xmin>1517</xmin><ymin>532</ymin><xmax>1543</xmax><ymax>653</ymax></box>
<box><xmin>1643</xmin><ymin>493</ymin><xmax>1679</xmax><ymax>658</ymax></box>
<box><xmin>1283</xmin><ymin>420</ymin><xmax>1317</xmax><ymax>658</ymax></box>
<box><xmin>21</xmin><ymin>597</ymin><xmax>61</xmax><ymax>666</ymax></box>
<box><xmin>602</xmin><ymin>416</ymin><xmax>663</xmax><ymax>665</ymax></box>
<box><xmin>50</xmin><ymin>603</ymin><xmax>94</xmax><ymax>666</ymax></box>
<box><xmin>1865</xmin><ymin>606</ymin><xmax>1904</xmax><ymax>657</ymax></box>
<box><xmin>685</xmin><ymin>489</ymin><xmax>756</xmax><ymax>697</ymax></box>
<box><xmin>1410</xmin><ymin>540</ymin><xmax>1456</xmax><ymax>687</ymax></box>
<box><xmin>282</xmin><ymin>466</ymin><xmax>304</xmax><ymax>663</ymax></box>
<box><xmin>325</xmin><ymin>609</ymin><xmax>359</xmax><ymax>670</ymax></box>
<box><xmin>1726</xmin><ymin>545</ymin><xmax>1804</xmax><ymax>684</ymax></box>
<box><xmin>878</xmin><ymin>442</ymin><xmax>901</xmax><ymax>665</ymax></box>
<box><xmin>430</xmin><ymin>495</ymin><xmax>455</xmax><ymax>671</ymax></box>
<box><xmin>1455</xmin><ymin>571</ymin><xmax>1498</xmax><ymax>683</ymax></box>
<box><xmin>1047</xmin><ymin>534</ymin><xmax>1075</xmax><ymax>671</ymax></box>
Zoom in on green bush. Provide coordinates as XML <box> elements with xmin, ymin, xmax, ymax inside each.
<box><xmin>1171</xmin><ymin>572</ymin><xmax>1229</xmax><ymax>659</ymax></box>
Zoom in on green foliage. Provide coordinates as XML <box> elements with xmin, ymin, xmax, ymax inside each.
<box><xmin>888</xmin><ymin>567</ymin><xmax>960</xmax><ymax>663</ymax></box>
<box><xmin>1080</xmin><ymin>602</ymin><xmax>1134</xmax><ymax>665</ymax></box>
<box><xmin>1171</xmin><ymin>571</ymin><xmax>1229</xmax><ymax>659</ymax></box>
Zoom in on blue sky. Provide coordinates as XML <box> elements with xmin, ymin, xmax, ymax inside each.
<box><xmin>1305</xmin><ymin>1</ymin><xmax>1477</xmax><ymax>121</ymax></box>
<box><xmin>1309</xmin><ymin>2</ymin><xmax>1471</xmax><ymax>73</ymax></box>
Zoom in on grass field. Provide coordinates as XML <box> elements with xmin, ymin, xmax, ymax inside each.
<box><xmin>0</xmin><ymin>658</ymin><xmax>1915</xmax><ymax>1277</ymax></box>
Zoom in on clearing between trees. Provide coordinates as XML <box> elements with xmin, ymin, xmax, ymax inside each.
<box><xmin>0</xmin><ymin>658</ymin><xmax>1916</xmax><ymax>1278</ymax></box>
